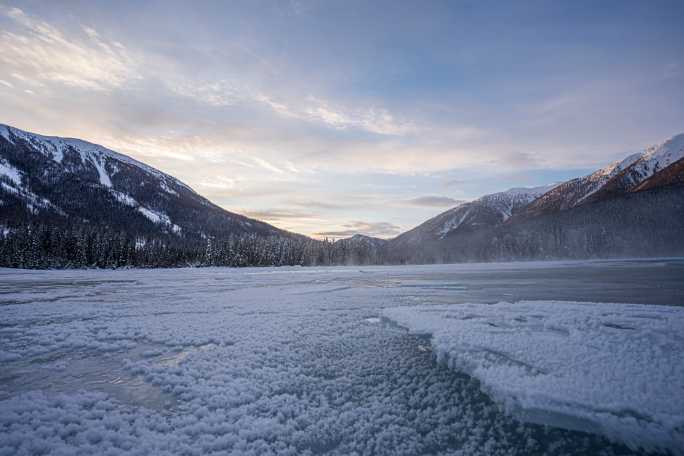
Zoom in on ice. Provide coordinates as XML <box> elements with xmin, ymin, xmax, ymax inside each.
<box><xmin>1</xmin><ymin>259</ymin><xmax>682</xmax><ymax>455</ymax></box>
<box><xmin>382</xmin><ymin>301</ymin><xmax>684</xmax><ymax>453</ymax></box>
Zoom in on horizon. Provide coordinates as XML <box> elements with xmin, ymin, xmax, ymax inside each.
<box><xmin>1</xmin><ymin>1</ymin><xmax>683</xmax><ymax>238</ymax></box>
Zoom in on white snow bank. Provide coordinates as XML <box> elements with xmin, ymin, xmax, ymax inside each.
<box><xmin>382</xmin><ymin>301</ymin><xmax>684</xmax><ymax>453</ymax></box>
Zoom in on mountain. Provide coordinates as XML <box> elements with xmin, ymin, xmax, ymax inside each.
<box><xmin>0</xmin><ymin>124</ymin><xmax>291</xmax><ymax>241</ymax></box>
<box><xmin>392</xmin><ymin>185</ymin><xmax>554</xmax><ymax>249</ymax></box>
<box><xmin>387</xmin><ymin>133</ymin><xmax>684</xmax><ymax>263</ymax></box>
<box><xmin>2</xmin><ymin>123</ymin><xmax>682</xmax><ymax>268</ymax></box>
<box><xmin>330</xmin><ymin>234</ymin><xmax>388</xmax><ymax>265</ymax></box>
<box><xmin>523</xmin><ymin>155</ymin><xmax>641</xmax><ymax>216</ymax></box>
<box><xmin>583</xmin><ymin>133</ymin><xmax>684</xmax><ymax>203</ymax></box>
<box><xmin>523</xmin><ymin>133</ymin><xmax>684</xmax><ymax>217</ymax></box>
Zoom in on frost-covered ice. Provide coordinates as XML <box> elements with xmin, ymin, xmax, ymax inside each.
<box><xmin>382</xmin><ymin>301</ymin><xmax>684</xmax><ymax>453</ymax></box>
<box><xmin>1</xmin><ymin>259</ymin><xmax>683</xmax><ymax>455</ymax></box>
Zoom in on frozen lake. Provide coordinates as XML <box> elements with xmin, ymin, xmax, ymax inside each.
<box><xmin>1</xmin><ymin>258</ymin><xmax>683</xmax><ymax>455</ymax></box>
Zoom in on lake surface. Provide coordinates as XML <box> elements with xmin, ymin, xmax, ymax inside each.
<box><xmin>1</xmin><ymin>258</ymin><xmax>682</xmax><ymax>455</ymax></box>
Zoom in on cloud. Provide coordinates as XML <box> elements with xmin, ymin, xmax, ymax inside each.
<box><xmin>0</xmin><ymin>7</ymin><xmax>138</xmax><ymax>91</ymax></box>
<box><xmin>243</xmin><ymin>209</ymin><xmax>317</xmax><ymax>221</ymax></box>
<box><xmin>198</xmin><ymin>176</ymin><xmax>236</xmax><ymax>190</ymax></box>
<box><xmin>403</xmin><ymin>196</ymin><xmax>465</xmax><ymax>207</ymax></box>
<box><xmin>316</xmin><ymin>221</ymin><xmax>401</xmax><ymax>238</ymax></box>
<box><xmin>167</xmin><ymin>79</ymin><xmax>245</xmax><ymax>107</ymax></box>
<box><xmin>167</xmin><ymin>79</ymin><xmax>412</xmax><ymax>137</ymax></box>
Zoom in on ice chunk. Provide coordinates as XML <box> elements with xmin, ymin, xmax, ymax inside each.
<box><xmin>382</xmin><ymin>301</ymin><xmax>684</xmax><ymax>453</ymax></box>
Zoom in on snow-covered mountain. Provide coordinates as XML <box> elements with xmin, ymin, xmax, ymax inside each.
<box><xmin>525</xmin><ymin>133</ymin><xmax>684</xmax><ymax>216</ymax></box>
<box><xmin>583</xmin><ymin>133</ymin><xmax>684</xmax><ymax>203</ymax></box>
<box><xmin>330</xmin><ymin>234</ymin><xmax>388</xmax><ymax>264</ymax></box>
<box><xmin>392</xmin><ymin>185</ymin><xmax>554</xmax><ymax>247</ymax></box>
<box><xmin>387</xmin><ymin>133</ymin><xmax>684</xmax><ymax>263</ymax></box>
<box><xmin>335</xmin><ymin>233</ymin><xmax>388</xmax><ymax>248</ymax></box>
<box><xmin>0</xmin><ymin>124</ymin><xmax>291</xmax><ymax>241</ymax></box>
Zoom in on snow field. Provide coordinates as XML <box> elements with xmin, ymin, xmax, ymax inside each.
<box><xmin>1</xmin><ymin>263</ymin><xmax>681</xmax><ymax>455</ymax></box>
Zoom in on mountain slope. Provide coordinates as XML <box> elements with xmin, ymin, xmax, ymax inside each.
<box><xmin>330</xmin><ymin>234</ymin><xmax>388</xmax><ymax>265</ymax></box>
<box><xmin>392</xmin><ymin>185</ymin><xmax>555</xmax><ymax>249</ymax></box>
<box><xmin>0</xmin><ymin>124</ymin><xmax>291</xmax><ymax>241</ymax></box>
<box><xmin>524</xmin><ymin>133</ymin><xmax>684</xmax><ymax>217</ymax></box>
<box><xmin>583</xmin><ymin>133</ymin><xmax>684</xmax><ymax>204</ymax></box>
<box><xmin>386</xmin><ymin>133</ymin><xmax>684</xmax><ymax>264</ymax></box>
<box><xmin>523</xmin><ymin>154</ymin><xmax>641</xmax><ymax>216</ymax></box>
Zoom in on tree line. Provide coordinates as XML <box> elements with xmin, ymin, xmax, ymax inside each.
<box><xmin>0</xmin><ymin>224</ymin><xmax>384</xmax><ymax>269</ymax></box>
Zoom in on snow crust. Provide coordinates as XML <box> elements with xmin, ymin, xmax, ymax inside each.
<box><xmin>1</xmin><ymin>262</ymin><xmax>680</xmax><ymax>456</ymax></box>
<box><xmin>382</xmin><ymin>301</ymin><xmax>684</xmax><ymax>453</ymax></box>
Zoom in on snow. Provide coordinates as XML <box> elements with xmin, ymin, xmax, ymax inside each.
<box><xmin>480</xmin><ymin>185</ymin><xmax>558</xmax><ymax>220</ymax></box>
<box><xmin>0</xmin><ymin>123</ymin><xmax>194</xmax><ymax>192</ymax></box>
<box><xmin>90</xmin><ymin>156</ymin><xmax>112</xmax><ymax>187</ymax></box>
<box><xmin>439</xmin><ymin>207</ymin><xmax>471</xmax><ymax>238</ymax></box>
<box><xmin>110</xmin><ymin>190</ymin><xmax>138</xmax><ymax>207</ymax></box>
<box><xmin>137</xmin><ymin>206</ymin><xmax>181</xmax><ymax>234</ymax></box>
<box><xmin>0</xmin><ymin>259</ymin><xmax>681</xmax><ymax>456</ymax></box>
<box><xmin>160</xmin><ymin>180</ymin><xmax>178</xmax><ymax>195</ymax></box>
<box><xmin>0</xmin><ymin>125</ymin><xmax>14</xmax><ymax>144</ymax></box>
<box><xmin>435</xmin><ymin>184</ymin><xmax>556</xmax><ymax>238</ymax></box>
<box><xmin>382</xmin><ymin>301</ymin><xmax>684</xmax><ymax>453</ymax></box>
<box><xmin>630</xmin><ymin>133</ymin><xmax>684</xmax><ymax>182</ymax></box>
<box><xmin>0</xmin><ymin>159</ymin><xmax>22</xmax><ymax>186</ymax></box>
<box><xmin>0</xmin><ymin>181</ymin><xmax>63</xmax><ymax>214</ymax></box>
<box><xmin>576</xmin><ymin>153</ymin><xmax>644</xmax><ymax>204</ymax></box>
<box><xmin>138</xmin><ymin>206</ymin><xmax>170</xmax><ymax>225</ymax></box>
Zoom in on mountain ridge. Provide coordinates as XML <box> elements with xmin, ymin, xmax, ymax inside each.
<box><xmin>2</xmin><ymin>123</ymin><xmax>683</xmax><ymax>267</ymax></box>
<box><xmin>0</xmin><ymin>123</ymin><xmax>294</xmax><ymax>242</ymax></box>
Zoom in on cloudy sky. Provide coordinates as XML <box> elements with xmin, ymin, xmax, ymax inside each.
<box><xmin>1</xmin><ymin>1</ymin><xmax>683</xmax><ymax>238</ymax></box>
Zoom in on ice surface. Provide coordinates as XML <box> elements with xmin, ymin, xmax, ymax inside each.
<box><xmin>382</xmin><ymin>301</ymin><xmax>684</xmax><ymax>453</ymax></box>
<box><xmin>1</xmin><ymin>259</ymin><xmax>682</xmax><ymax>455</ymax></box>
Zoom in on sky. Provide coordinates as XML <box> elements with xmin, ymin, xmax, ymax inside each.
<box><xmin>1</xmin><ymin>1</ymin><xmax>683</xmax><ymax>238</ymax></box>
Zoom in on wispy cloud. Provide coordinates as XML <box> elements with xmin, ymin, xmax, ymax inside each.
<box><xmin>316</xmin><ymin>221</ymin><xmax>401</xmax><ymax>238</ymax></box>
<box><xmin>402</xmin><ymin>196</ymin><xmax>464</xmax><ymax>207</ymax></box>
<box><xmin>167</xmin><ymin>79</ymin><xmax>412</xmax><ymax>137</ymax></box>
<box><xmin>0</xmin><ymin>7</ymin><xmax>138</xmax><ymax>91</ymax></box>
<box><xmin>243</xmin><ymin>209</ymin><xmax>317</xmax><ymax>221</ymax></box>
